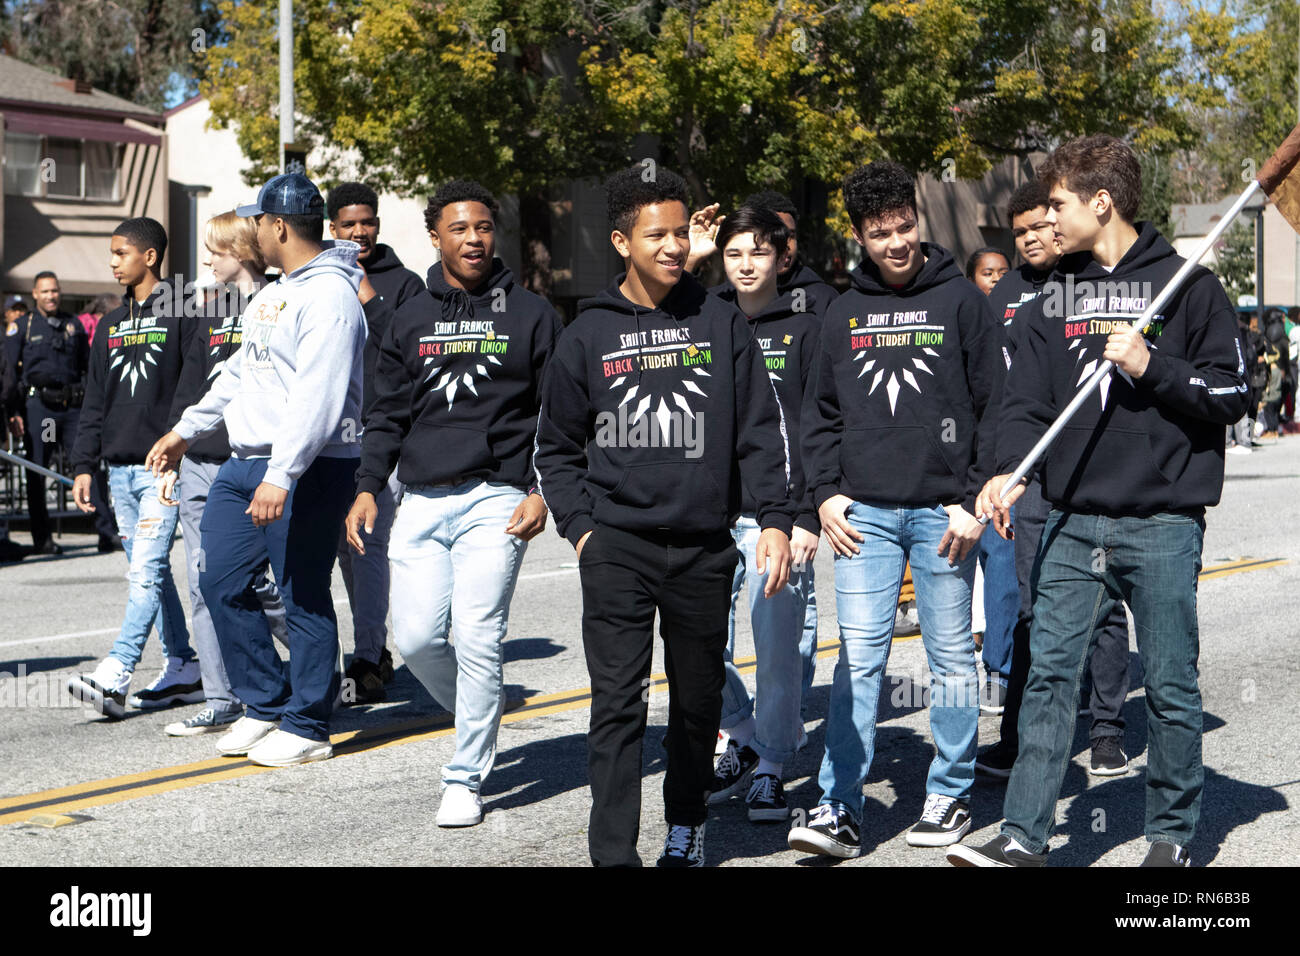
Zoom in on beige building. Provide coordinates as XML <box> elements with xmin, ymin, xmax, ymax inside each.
<box><xmin>1171</xmin><ymin>195</ymin><xmax>1298</xmax><ymax>310</ymax></box>
<box><xmin>1</xmin><ymin>54</ymin><xmax>168</xmax><ymax>305</ymax></box>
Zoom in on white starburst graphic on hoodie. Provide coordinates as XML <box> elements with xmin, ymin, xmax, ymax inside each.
<box><xmin>422</xmin><ymin>352</ymin><xmax>505</xmax><ymax>410</ymax></box>
<box><xmin>107</xmin><ymin>324</ymin><xmax>161</xmax><ymax>397</ymax></box>
<box><xmin>607</xmin><ymin>366</ymin><xmax>711</xmax><ymax>439</ymax></box>
<box><xmin>206</xmin><ymin>315</ymin><xmax>238</xmax><ymax>383</ymax></box>
<box><xmin>1068</xmin><ymin>338</ymin><xmax>1133</xmax><ymax>410</ymax></box>
<box><xmin>852</xmin><ymin>347</ymin><xmax>938</xmax><ymax>415</ymax></box>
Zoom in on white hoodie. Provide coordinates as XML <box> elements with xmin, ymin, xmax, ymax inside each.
<box><xmin>175</xmin><ymin>240</ymin><xmax>366</xmax><ymax>490</ymax></box>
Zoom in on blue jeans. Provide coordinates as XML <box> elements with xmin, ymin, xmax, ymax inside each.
<box><xmin>337</xmin><ymin>471</ymin><xmax>400</xmax><ymax>665</ymax></box>
<box><xmin>387</xmin><ymin>479</ymin><xmax>528</xmax><ymax>792</ymax></box>
<box><xmin>978</xmin><ymin>512</ymin><xmax>1018</xmax><ymax>681</ymax></box>
<box><xmin>1002</xmin><ymin>510</ymin><xmax>1205</xmax><ymax>853</ymax></box>
<box><xmin>817</xmin><ymin>502</ymin><xmax>979</xmax><ymax>820</ymax></box>
<box><xmin>106</xmin><ymin>465</ymin><xmax>193</xmax><ymax>670</ymax></box>
<box><xmin>719</xmin><ymin>515</ymin><xmax>809</xmax><ymax>763</ymax></box>
<box><xmin>178</xmin><ymin>456</ymin><xmax>287</xmax><ymax>712</ymax></box>
<box><xmin>199</xmin><ymin>455</ymin><xmax>357</xmax><ymax>741</ymax></box>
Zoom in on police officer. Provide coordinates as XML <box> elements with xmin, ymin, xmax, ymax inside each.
<box><xmin>13</xmin><ymin>272</ymin><xmax>117</xmax><ymax>554</ymax></box>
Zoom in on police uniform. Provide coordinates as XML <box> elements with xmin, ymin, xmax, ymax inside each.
<box><xmin>15</xmin><ymin>309</ymin><xmax>116</xmax><ymax>549</ymax></box>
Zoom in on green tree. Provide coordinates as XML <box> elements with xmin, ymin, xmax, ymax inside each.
<box><xmin>1214</xmin><ymin>219</ymin><xmax>1258</xmax><ymax>306</ymax></box>
<box><xmin>6</xmin><ymin>0</ymin><xmax>222</xmax><ymax>110</ymax></box>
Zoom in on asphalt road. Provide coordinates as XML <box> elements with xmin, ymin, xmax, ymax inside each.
<box><xmin>1</xmin><ymin>439</ymin><xmax>1297</xmax><ymax>867</ymax></box>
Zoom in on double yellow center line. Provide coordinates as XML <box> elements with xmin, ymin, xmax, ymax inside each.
<box><xmin>0</xmin><ymin>556</ymin><xmax>1283</xmax><ymax>827</ymax></box>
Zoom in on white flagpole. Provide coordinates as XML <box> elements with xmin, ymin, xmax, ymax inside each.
<box><xmin>0</xmin><ymin>446</ymin><xmax>75</xmax><ymax>487</ymax></box>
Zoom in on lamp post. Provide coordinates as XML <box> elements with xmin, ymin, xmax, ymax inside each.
<box><xmin>1243</xmin><ymin>191</ymin><xmax>1268</xmax><ymax>327</ymax></box>
<box><xmin>280</xmin><ymin>0</ymin><xmax>294</xmax><ymax>172</ymax></box>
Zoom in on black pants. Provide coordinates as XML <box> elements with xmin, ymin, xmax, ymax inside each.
<box><xmin>1000</xmin><ymin>480</ymin><xmax>1130</xmax><ymax>750</ymax></box>
<box><xmin>23</xmin><ymin>395</ymin><xmax>115</xmax><ymax>544</ymax></box>
<box><xmin>579</xmin><ymin>523</ymin><xmax>739</xmax><ymax>867</ymax></box>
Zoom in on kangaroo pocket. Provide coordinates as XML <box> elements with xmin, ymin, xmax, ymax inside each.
<box><xmin>840</xmin><ymin>424</ymin><xmax>965</xmax><ymax>504</ymax></box>
<box><xmin>1045</xmin><ymin>425</ymin><xmax>1177</xmax><ymax>510</ymax></box>
<box><xmin>400</xmin><ymin>421</ymin><xmax>499</xmax><ymax>484</ymax></box>
<box><xmin>596</xmin><ymin>459</ymin><xmax>727</xmax><ymax>529</ymax></box>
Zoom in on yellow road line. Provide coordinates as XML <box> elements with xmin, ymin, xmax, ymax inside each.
<box><xmin>1</xmin><ymin>556</ymin><xmax>1283</xmax><ymax>825</ymax></box>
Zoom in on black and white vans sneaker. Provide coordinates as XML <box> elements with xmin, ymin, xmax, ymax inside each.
<box><xmin>1140</xmin><ymin>840</ymin><xmax>1190</xmax><ymax>867</ymax></box>
<box><xmin>656</xmin><ymin>824</ymin><xmax>705</xmax><ymax>867</ymax></box>
<box><xmin>128</xmin><ymin>656</ymin><xmax>204</xmax><ymax>710</ymax></box>
<box><xmin>745</xmin><ymin>773</ymin><xmax>789</xmax><ymax>823</ymax></box>
<box><xmin>787</xmin><ymin>804</ymin><xmax>861</xmax><ymax>858</ymax></box>
<box><xmin>1088</xmin><ymin>736</ymin><xmax>1129</xmax><ymax>776</ymax></box>
<box><xmin>946</xmin><ymin>833</ymin><xmax>1047</xmax><ymax>867</ymax></box>
<box><xmin>906</xmin><ymin>793</ymin><xmax>971</xmax><ymax>847</ymax></box>
<box><xmin>707</xmin><ymin>739</ymin><xmax>759</xmax><ymax>804</ymax></box>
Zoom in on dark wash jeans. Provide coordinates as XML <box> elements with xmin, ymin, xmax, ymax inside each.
<box><xmin>1002</xmin><ymin>509</ymin><xmax>1205</xmax><ymax>854</ymax></box>
<box><xmin>199</xmin><ymin>455</ymin><xmax>356</xmax><ymax>742</ymax></box>
<box><xmin>579</xmin><ymin>523</ymin><xmax>739</xmax><ymax>867</ymax></box>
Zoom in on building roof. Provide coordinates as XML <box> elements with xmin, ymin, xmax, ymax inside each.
<box><xmin>0</xmin><ymin>53</ymin><xmax>160</xmax><ymax>122</ymax></box>
<box><xmin>1170</xmin><ymin>194</ymin><xmax>1247</xmax><ymax>239</ymax></box>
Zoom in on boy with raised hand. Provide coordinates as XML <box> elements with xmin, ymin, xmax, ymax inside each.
<box><xmin>534</xmin><ymin>165</ymin><xmax>794</xmax><ymax>867</ymax></box>
<box><xmin>67</xmin><ymin>218</ymin><xmax>199</xmax><ymax>719</ymax></box>
<box><xmin>976</xmin><ymin>182</ymin><xmax>1132</xmax><ymax>781</ymax></box>
<box><xmin>787</xmin><ymin>161</ymin><xmax>1003</xmax><ymax>859</ymax></box>
<box><xmin>952</xmin><ymin>135</ymin><xmax>1248</xmax><ymax>868</ymax></box>
<box><xmin>327</xmin><ymin>180</ymin><xmax>422</xmax><ymax>700</ymax></box>
<box><xmin>146</xmin><ymin>172</ymin><xmax>367</xmax><ymax>768</ymax></box>
<box><xmin>706</xmin><ymin>203</ymin><xmax>824</xmax><ymax>823</ymax></box>
<box><xmin>344</xmin><ymin>179</ymin><xmax>559</xmax><ymax>827</ymax></box>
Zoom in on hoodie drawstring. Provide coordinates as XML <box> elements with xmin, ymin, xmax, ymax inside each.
<box><xmin>441</xmin><ymin>287</ymin><xmax>475</xmax><ymax>324</ymax></box>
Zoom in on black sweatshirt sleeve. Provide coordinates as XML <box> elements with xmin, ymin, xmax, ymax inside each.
<box><xmin>793</xmin><ymin>314</ymin><xmax>823</xmax><ymax>535</ymax></box>
<box><xmin>169</xmin><ymin>317</ymin><xmax>207</xmax><ymax>426</ymax></box>
<box><xmin>533</xmin><ymin>334</ymin><xmax>597</xmax><ymax>547</ymax></box>
<box><xmin>360</xmin><ymin>295</ymin><xmax>395</xmax><ymax>422</ymax></box>
<box><xmin>996</xmin><ymin>297</ymin><xmax>1057</xmax><ymax>476</ymax></box>
<box><xmin>732</xmin><ymin>310</ymin><xmax>795</xmax><ymax>536</ymax></box>
<box><xmin>960</xmin><ymin>293</ymin><xmax>1007</xmax><ymax>513</ymax></box>
<box><xmin>529</xmin><ymin>305</ymin><xmax>564</xmax><ymax>491</ymax></box>
<box><xmin>355</xmin><ymin>308</ymin><xmax>410</xmax><ymax>497</ymax></box>
<box><xmin>801</xmin><ymin>312</ymin><xmax>845</xmax><ymax>511</ymax></box>
<box><xmin>1136</xmin><ymin>273</ymin><xmax>1249</xmax><ymax>425</ymax></box>
<box><xmin>72</xmin><ymin>325</ymin><xmax>109</xmax><ymax>476</ymax></box>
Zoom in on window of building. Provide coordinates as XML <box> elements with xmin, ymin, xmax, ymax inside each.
<box><xmin>3</xmin><ymin>132</ymin><xmax>121</xmax><ymax>200</ymax></box>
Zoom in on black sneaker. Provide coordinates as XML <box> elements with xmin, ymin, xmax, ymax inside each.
<box><xmin>98</xmin><ymin>536</ymin><xmax>122</xmax><ymax>553</ymax></box>
<box><xmin>980</xmin><ymin>677</ymin><xmax>1007</xmax><ymax>716</ymax></box>
<box><xmin>1140</xmin><ymin>840</ymin><xmax>1190</xmax><ymax>867</ymax></box>
<box><xmin>1089</xmin><ymin>736</ymin><xmax>1129</xmax><ymax>776</ymax></box>
<box><xmin>906</xmin><ymin>793</ymin><xmax>972</xmax><ymax>847</ymax></box>
<box><xmin>378</xmin><ymin>648</ymin><xmax>395</xmax><ymax>683</ymax></box>
<box><xmin>31</xmin><ymin>539</ymin><xmax>63</xmax><ymax>555</ymax></box>
<box><xmin>975</xmin><ymin>741</ymin><xmax>1017</xmax><ymax>779</ymax></box>
<box><xmin>340</xmin><ymin>657</ymin><xmax>386</xmax><ymax>705</ymax></box>
<box><xmin>947</xmin><ymin>833</ymin><xmax>1047</xmax><ymax>867</ymax></box>
<box><xmin>656</xmin><ymin>824</ymin><xmax>704</xmax><ymax>867</ymax></box>
<box><xmin>787</xmin><ymin>804</ymin><xmax>861</xmax><ymax>858</ymax></box>
<box><xmin>745</xmin><ymin>773</ymin><xmax>788</xmax><ymax>822</ymax></box>
<box><xmin>707</xmin><ymin>740</ymin><xmax>759</xmax><ymax>804</ymax></box>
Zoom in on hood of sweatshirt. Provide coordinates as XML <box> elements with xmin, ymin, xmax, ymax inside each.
<box><xmin>286</xmin><ymin>240</ymin><xmax>364</xmax><ymax>290</ymax></box>
<box><xmin>848</xmin><ymin>242</ymin><xmax>964</xmax><ymax>296</ymax></box>
<box><xmin>425</xmin><ymin>257</ymin><xmax>514</xmax><ymax>321</ymax></box>
<box><xmin>364</xmin><ymin>243</ymin><xmax>405</xmax><ymax>275</ymax></box>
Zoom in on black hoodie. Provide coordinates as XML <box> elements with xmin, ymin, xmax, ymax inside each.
<box><xmin>356</xmin><ymin>258</ymin><xmax>561</xmax><ymax>497</ymax></box>
<box><xmin>713</xmin><ymin>283</ymin><xmax>824</xmax><ymax>533</ymax></box>
<box><xmin>989</xmin><ymin>262</ymin><xmax>1055</xmax><ymax>354</ymax></box>
<box><xmin>997</xmin><ymin>222</ymin><xmax>1249</xmax><ymax>516</ymax></box>
<box><xmin>363</xmin><ymin>243</ymin><xmax>424</xmax><ymax>309</ymax></box>
<box><xmin>73</xmin><ymin>281</ymin><xmax>195</xmax><ymax>474</ymax></box>
<box><xmin>780</xmin><ymin>260</ymin><xmax>839</xmax><ymax>311</ymax></box>
<box><xmin>534</xmin><ymin>272</ymin><xmax>795</xmax><ymax>547</ymax></box>
<box><xmin>802</xmin><ymin>242</ymin><xmax>1005</xmax><ymax>514</ymax></box>
<box><xmin>169</xmin><ymin>281</ymin><xmax>267</xmax><ymax>462</ymax></box>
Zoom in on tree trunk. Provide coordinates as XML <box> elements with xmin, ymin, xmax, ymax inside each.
<box><xmin>518</xmin><ymin>188</ymin><xmax>554</xmax><ymax>300</ymax></box>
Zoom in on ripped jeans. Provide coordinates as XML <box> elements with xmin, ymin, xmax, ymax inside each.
<box><xmin>106</xmin><ymin>464</ymin><xmax>194</xmax><ymax>671</ymax></box>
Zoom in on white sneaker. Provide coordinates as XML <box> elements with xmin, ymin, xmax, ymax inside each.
<box><xmin>1226</xmin><ymin>444</ymin><xmax>1252</xmax><ymax>455</ymax></box>
<box><xmin>128</xmin><ymin>656</ymin><xmax>204</xmax><ymax>710</ymax></box>
<box><xmin>216</xmin><ymin>716</ymin><xmax>278</xmax><ymax>756</ymax></box>
<box><xmin>66</xmin><ymin>657</ymin><xmax>133</xmax><ymax>719</ymax></box>
<box><xmin>436</xmin><ymin>783</ymin><xmax>483</xmax><ymax>827</ymax></box>
<box><xmin>246</xmin><ymin>729</ymin><xmax>333</xmax><ymax>767</ymax></box>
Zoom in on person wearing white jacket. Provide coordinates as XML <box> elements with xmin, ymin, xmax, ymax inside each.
<box><xmin>147</xmin><ymin>172</ymin><xmax>367</xmax><ymax>767</ymax></box>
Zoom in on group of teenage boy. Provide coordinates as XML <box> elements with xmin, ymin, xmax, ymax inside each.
<box><xmin>52</xmin><ymin>129</ymin><xmax>1243</xmax><ymax>868</ymax></box>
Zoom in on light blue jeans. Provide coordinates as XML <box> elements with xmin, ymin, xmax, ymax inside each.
<box><xmin>388</xmin><ymin>479</ymin><xmax>528</xmax><ymax>792</ymax></box>
<box><xmin>720</xmin><ymin>515</ymin><xmax>810</xmax><ymax>763</ymax></box>
<box><xmin>817</xmin><ymin>501</ymin><xmax>979</xmax><ymax>820</ymax></box>
<box><xmin>107</xmin><ymin>464</ymin><xmax>193</xmax><ymax>670</ymax></box>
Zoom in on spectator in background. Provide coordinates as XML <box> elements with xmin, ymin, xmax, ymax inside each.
<box><xmin>965</xmin><ymin>247</ymin><xmax>1010</xmax><ymax>296</ymax></box>
<box><xmin>1259</xmin><ymin>308</ymin><xmax>1290</xmax><ymax>440</ymax></box>
<box><xmin>77</xmin><ymin>294</ymin><xmax>119</xmax><ymax>346</ymax></box>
